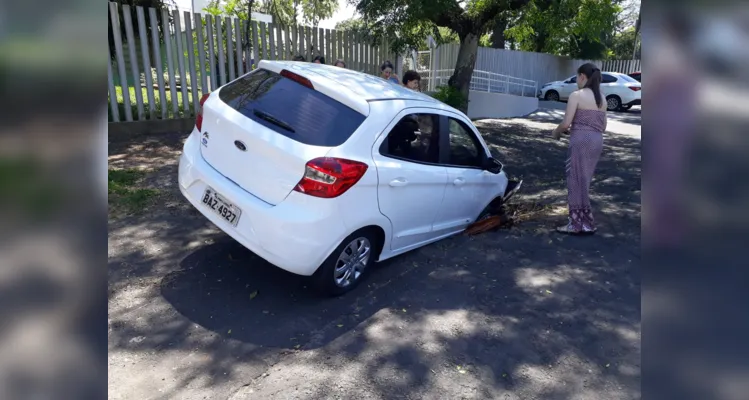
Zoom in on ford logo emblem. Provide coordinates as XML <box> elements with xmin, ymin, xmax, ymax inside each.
<box><xmin>234</xmin><ymin>140</ymin><xmax>247</xmax><ymax>151</ymax></box>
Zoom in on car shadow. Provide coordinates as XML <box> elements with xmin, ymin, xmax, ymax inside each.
<box><xmin>158</xmin><ymin>236</ymin><xmax>429</xmax><ymax>349</ymax></box>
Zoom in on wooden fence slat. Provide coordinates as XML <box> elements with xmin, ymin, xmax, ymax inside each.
<box><xmin>108</xmin><ymin>61</ymin><xmax>120</xmax><ymax>122</ymax></box>
<box><xmin>276</xmin><ymin>22</ymin><xmax>284</xmax><ymax>60</ymax></box>
<box><xmin>239</xmin><ymin>19</ymin><xmax>248</xmax><ymax>71</ymax></box>
<box><xmin>149</xmin><ymin>7</ymin><xmax>167</xmax><ymax>119</ymax></box>
<box><xmin>311</xmin><ymin>26</ymin><xmax>317</xmax><ymax>57</ymax></box>
<box><xmin>236</xmin><ymin>18</ymin><xmax>244</xmax><ymax>75</ymax></box>
<box><xmin>319</xmin><ymin>28</ymin><xmax>325</xmax><ymax>59</ymax></box>
<box><xmin>122</xmin><ymin>5</ymin><xmax>145</xmax><ymax>120</ymax></box>
<box><xmin>216</xmin><ymin>16</ymin><xmax>227</xmax><ymax>85</ymax></box>
<box><xmin>162</xmin><ymin>9</ymin><xmax>179</xmax><ymax>117</ymax></box>
<box><xmin>109</xmin><ymin>3</ymin><xmax>132</xmax><ymax>121</ymax></box>
<box><xmin>325</xmin><ymin>28</ymin><xmax>331</xmax><ymax>61</ymax></box>
<box><xmin>136</xmin><ymin>6</ymin><xmax>156</xmax><ymax>119</ymax></box>
<box><xmin>284</xmin><ymin>25</ymin><xmax>292</xmax><ymax>59</ymax></box>
<box><xmin>251</xmin><ymin>21</ymin><xmax>259</xmax><ymax>67</ymax></box>
<box><xmin>173</xmin><ymin>11</ymin><xmax>190</xmax><ymax>113</ymax></box>
<box><xmin>268</xmin><ymin>23</ymin><xmax>276</xmax><ymax>60</ymax></box>
<box><xmin>195</xmin><ymin>13</ymin><xmax>209</xmax><ymax>95</ymax></box>
<box><xmin>321</xmin><ymin>27</ymin><xmax>326</xmax><ymax>59</ymax></box>
<box><xmin>344</xmin><ymin>31</ymin><xmax>350</xmax><ymax>68</ymax></box>
<box><xmin>336</xmin><ymin>30</ymin><xmax>342</xmax><ymax>62</ymax></box>
<box><xmin>259</xmin><ymin>22</ymin><xmax>268</xmax><ymax>61</ymax></box>
<box><xmin>206</xmin><ymin>14</ymin><xmax>217</xmax><ymax>90</ymax></box>
<box><xmin>226</xmin><ymin>17</ymin><xmax>235</xmax><ymax>81</ymax></box>
<box><xmin>305</xmin><ymin>26</ymin><xmax>311</xmax><ymax>58</ymax></box>
<box><xmin>184</xmin><ymin>11</ymin><xmax>200</xmax><ymax>116</ymax></box>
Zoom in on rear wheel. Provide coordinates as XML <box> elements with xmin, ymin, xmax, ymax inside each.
<box><xmin>545</xmin><ymin>90</ymin><xmax>560</xmax><ymax>102</ymax></box>
<box><xmin>313</xmin><ymin>228</ymin><xmax>377</xmax><ymax>296</ymax></box>
<box><xmin>606</xmin><ymin>95</ymin><xmax>622</xmax><ymax>111</ymax></box>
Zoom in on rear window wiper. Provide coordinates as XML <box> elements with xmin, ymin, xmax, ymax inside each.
<box><xmin>253</xmin><ymin>109</ymin><xmax>296</xmax><ymax>133</ymax></box>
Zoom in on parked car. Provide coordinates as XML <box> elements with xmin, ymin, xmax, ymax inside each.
<box><xmin>178</xmin><ymin>60</ymin><xmax>521</xmax><ymax>295</ymax></box>
<box><xmin>537</xmin><ymin>71</ymin><xmax>641</xmax><ymax>111</ymax></box>
<box><xmin>628</xmin><ymin>71</ymin><xmax>641</xmax><ymax>82</ymax></box>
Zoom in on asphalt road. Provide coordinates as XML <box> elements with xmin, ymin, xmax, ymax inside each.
<box><xmin>108</xmin><ymin>107</ymin><xmax>641</xmax><ymax>399</ymax></box>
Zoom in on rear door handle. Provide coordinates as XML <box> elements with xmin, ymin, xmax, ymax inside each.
<box><xmin>453</xmin><ymin>178</ymin><xmax>466</xmax><ymax>186</ymax></box>
<box><xmin>389</xmin><ymin>178</ymin><xmax>408</xmax><ymax>187</ymax></box>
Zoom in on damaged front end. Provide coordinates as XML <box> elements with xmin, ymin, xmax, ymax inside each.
<box><xmin>465</xmin><ymin>178</ymin><xmax>523</xmax><ymax>236</ymax></box>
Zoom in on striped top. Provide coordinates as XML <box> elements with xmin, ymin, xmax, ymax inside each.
<box><xmin>571</xmin><ymin>109</ymin><xmax>606</xmax><ymax>133</ymax></box>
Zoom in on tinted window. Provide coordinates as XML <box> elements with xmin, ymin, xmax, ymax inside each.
<box><xmin>567</xmin><ymin>76</ymin><xmax>577</xmax><ymax>83</ymax></box>
<box><xmin>602</xmin><ymin>74</ymin><xmax>618</xmax><ymax>83</ymax></box>
<box><xmin>447</xmin><ymin>118</ymin><xmax>484</xmax><ymax>168</ymax></box>
<box><xmin>218</xmin><ymin>69</ymin><xmax>366</xmax><ymax>146</ymax></box>
<box><xmin>379</xmin><ymin>113</ymin><xmax>440</xmax><ymax>164</ymax></box>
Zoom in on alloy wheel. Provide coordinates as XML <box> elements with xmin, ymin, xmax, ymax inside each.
<box><xmin>333</xmin><ymin>237</ymin><xmax>371</xmax><ymax>288</ymax></box>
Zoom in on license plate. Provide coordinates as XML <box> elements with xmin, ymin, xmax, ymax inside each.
<box><xmin>201</xmin><ymin>187</ymin><xmax>241</xmax><ymax>227</ymax></box>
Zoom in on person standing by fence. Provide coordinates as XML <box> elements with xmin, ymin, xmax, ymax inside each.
<box><xmin>402</xmin><ymin>70</ymin><xmax>421</xmax><ymax>91</ymax></box>
<box><xmin>380</xmin><ymin>61</ymin><xmax>400</xmax><ymax>84</ymax></box>
<box><xmin>551</xmin><ymin>63</ymin><xmax>607</xmax><ymax>235</ymax></box>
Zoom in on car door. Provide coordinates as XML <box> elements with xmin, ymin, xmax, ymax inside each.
<box><xmin>558</xmin><ymin>75</ymin><xmax>578</xmax><ymax>100</ymax></box>
<box><xmin>601</xmin><ymin>73</ymin><xmax>619</xmax><ymax>98</ymax></box>
<box><xmin>371</xmin><ymin>109</ymin><xmax>448</xmax><ymax>251</ymax></box>
<box><xmin>431</xmin><ymin>115</ymin><xmax>499</xmax><ymax>234</ymax></box>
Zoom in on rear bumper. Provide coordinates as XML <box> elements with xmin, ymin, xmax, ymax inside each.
<box><xmin>178</xmin><ymin>129</ymin><xmax>348</xmax><ymax>276</ymax></box>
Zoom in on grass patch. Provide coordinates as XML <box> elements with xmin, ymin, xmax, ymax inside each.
<box><xmin>109</xmin><ymin>169</ymin><xmax>160</xmax><ymax>215</ymax></box>
<box><xmin>108</xmin><ymin>85</ymin><xmax>201</xmax><ymax>122</ymax></box>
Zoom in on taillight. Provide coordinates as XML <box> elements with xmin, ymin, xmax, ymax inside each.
<box><xmin>629</xmin><ymin>87</ymin><xmax>641</xmax><ymax>92</ymax></box>
<box><xmin>294</xmin><ymin>157</ymin><xmax>368</xmax><ymax>198</ymax></box>
<box><xmin>196</xmin><ymin>93</ymin><xmax>211</xmax><ymax>131</ymax></box>
<box><xmin>280</xmin><ymin>69</ymin><xmax>314</xmax><ymax>89</ymax></box>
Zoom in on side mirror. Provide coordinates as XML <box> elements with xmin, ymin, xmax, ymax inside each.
<box><xmin>484</xmin><ymin>157</ymin><xmax>503</xmax><ymax>174</ymax></box>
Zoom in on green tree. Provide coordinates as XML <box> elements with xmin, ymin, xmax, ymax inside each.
<box><xmin>504</xmin><ymin>0</ymin><xmax>621</xmax><ymax>58</ymax></box>
<box><xmin>353</xmin><ymin>0</ymin><xmax>531</xmax><ymax>112</ymax></box>
<box><xmin>607</xmin><ymin>26</ymin><xmax>639</xmax><ymax>59</ymax></box>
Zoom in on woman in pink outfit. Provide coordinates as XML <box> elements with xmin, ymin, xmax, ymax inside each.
<box><xmin>552</xmin><ymin>63</ymin><xmax>608</xmax><ymax>235</ymax></box>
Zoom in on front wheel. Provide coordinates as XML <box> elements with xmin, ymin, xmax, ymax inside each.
<box><xmin>545</xmin><ymin>90</ymin><xmax>560</xmax><ymax>102</ymax></box>
<box><xmin>312</xmin><ymin>229</ymin><xmax>376</xmax><ymax>296</ymax></box>
<box><xmin>606</xmin><ymin>96</ymin><xmax>622</xmax><ymax>111</ymax></box>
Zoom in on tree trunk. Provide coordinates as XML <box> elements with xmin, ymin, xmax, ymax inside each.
<box><xmin>448</xmin><ymin>32</ymin><xmax>480</xmax><ymax>113</ymax></box>
<box><xmin>490</xmin><ymin>17</ymin><xmax>506</xmax><ymax>49</ymax></box>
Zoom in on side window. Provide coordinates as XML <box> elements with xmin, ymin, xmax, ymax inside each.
<box><xmin>602</xmin><ymin>74</ymin><xmax>618</xmax><ymax>83</ymax></box>
<box><xmin>379</xmin><ymin>113</ymin><xmax>440</xmax><ymax>164</ymax></box>
<box><xmin>567</xmin><ymin>76</ymin><xmax>577</xmax><ymax>83</ymax></box>
<box><xmin>447</xmin><ymin>118</ymin><xmax>484</xmax><ymax>168</ymax></box>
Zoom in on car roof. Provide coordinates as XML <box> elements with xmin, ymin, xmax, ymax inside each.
<box><xmin>258</xmin><ymin>60</ymin><xmax>442</xmax><ymax>115</ymax></box>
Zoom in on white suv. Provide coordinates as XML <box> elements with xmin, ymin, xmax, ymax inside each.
<box><xmin>178</xmin><ymin>60</ymin><xmax>519</xmax><ymax>295</ymax></box>
<box><xmin>538</xmin><ymin>71</ymin><xmax>642</xmax><ymax>111</ymax></box>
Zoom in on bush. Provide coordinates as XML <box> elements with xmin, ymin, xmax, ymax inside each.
<box><xmin>430</xmin><ymin>85</ymin><xmax>468</xmax><ymax>110</ymax></box>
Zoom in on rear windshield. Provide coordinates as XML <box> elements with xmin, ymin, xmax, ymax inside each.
<box><xmin>218</xmin><ymin>69</ymin><xmax>366</xmax><ymax>146</ymax></box>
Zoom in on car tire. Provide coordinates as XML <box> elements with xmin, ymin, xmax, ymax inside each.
<box><xmin>606</xmin><ymin>95</ymin><xmax>622</xmax><ymax>111</ymax></box>
<box><xmin>312</xmin><ymin>228</ymin><xmax>378</xmax><ymax>296</ymax></box>
<box><xmin>545</xmin><ymin>90</ymin><xmax>560</xmax><ymax>102</ymax></box>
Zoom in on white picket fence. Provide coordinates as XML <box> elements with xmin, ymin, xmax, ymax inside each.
<box><xmin>108</xmin><ymin>2</ymin><xmax>397</xmax><ymax>122</ymax></box>
<box><xmin>417</xmin><ymin>69</ymin><xmax>537</xmax><ymax>97</ymax></box>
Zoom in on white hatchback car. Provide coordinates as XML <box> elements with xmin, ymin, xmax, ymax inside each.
<box><xmin>178</xmin><ymin>60</ymin><xmax>519</xmax><ymax>295</ymax></box>
<box><xmin>538</xmin><ymin>71</ymin><xmax>642</xmax><ymax>111</ymax></box>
